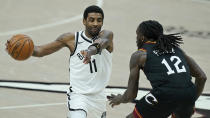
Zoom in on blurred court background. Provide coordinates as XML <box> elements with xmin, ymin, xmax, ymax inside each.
<box><xmin>0</xmin><ymin>0</ymin><xmax>210</xmax><ymax>117</ymax></box>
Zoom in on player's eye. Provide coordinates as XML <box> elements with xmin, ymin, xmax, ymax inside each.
<box><xmin>88</xmin><ymin>18</ymin><xmax>95</xmax><ymax>22</ymax></box>
<box><xmin>97</xmin><ymin>18</ymin><xmax>102</xmax><ymax>22</ymax></box>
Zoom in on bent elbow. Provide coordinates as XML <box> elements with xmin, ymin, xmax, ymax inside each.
<box><xmin>201</xmin><ymin>73</ymin><xmax>207</xmax><ymax>82</ymax></box>
<box><xmin>202</xmin><ymin>76</ymin><xmax>207</xmax><ymax>83</ymax></box>
<box><xmin>197</xmin><ymin>74</ymin><xmax>207</xmax><ymax>84</ymax></box>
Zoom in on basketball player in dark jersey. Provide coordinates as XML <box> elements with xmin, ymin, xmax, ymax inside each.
<box><xmin>108</xmin><ymin>20</ymin><xmax>207</xmax><ymax>118</ymax></box>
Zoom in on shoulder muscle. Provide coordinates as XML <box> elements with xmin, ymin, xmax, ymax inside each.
<box><xmin>56</xmin><ymin>32</ymin><xmax>75</xmax><ymax>51</ymax></box>
<box><xmin>130</xmin><ymin>50</ymin><xmax>146</xmax><ymax>69</ymax></box>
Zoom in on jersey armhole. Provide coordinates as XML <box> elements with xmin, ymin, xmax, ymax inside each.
<box><xmin>138</xmin><ymin>48</ymin><xmax>147</xmax><ymax>71</ymax></box>
<box><xmin>70</xmin><ymin>32</ymin><xmax>79</xmax><ymax>56</ymax></box>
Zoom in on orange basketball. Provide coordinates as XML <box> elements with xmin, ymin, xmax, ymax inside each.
<box><xmin>7</xmin><ymin>34</ymin><xmax>34</xmax><ymax>60</ymax></box>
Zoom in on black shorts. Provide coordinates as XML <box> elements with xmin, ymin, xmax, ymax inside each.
<box><xmin>172</xmin><ymin>104</ymin><xmax>195</xmax><ymax>118</ymax></box>
<box><xmin>133</xmin><ymin>92</ymin><xmax>195</xmax><ymax>118</ymax></box>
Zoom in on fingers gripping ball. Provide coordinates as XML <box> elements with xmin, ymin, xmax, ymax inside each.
<box><xmin>7</xmin><ymin>34</ymin><xmax>34</xmax><ymax>60</ymax></box>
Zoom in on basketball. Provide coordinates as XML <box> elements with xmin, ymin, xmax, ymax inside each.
<box><xmin>7</xmin><ymin>34</ymin><xmax>34</xmax><ymax>60</ymax></box>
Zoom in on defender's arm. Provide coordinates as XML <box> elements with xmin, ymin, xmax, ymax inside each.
<box><xmin>109</xmin><ymin>51</ymin><xmax>146</xmax><ymax>107</ymax></box>
<box><xmin>183</xmin><ymin>51</ymin><xmax>207</xmax><ymax>100</ymax></box>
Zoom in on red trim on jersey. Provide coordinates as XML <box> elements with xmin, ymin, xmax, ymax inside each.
<box><xmin>145</xmin><ymin>41</ymin><xmax>156</xmax><ymax>44</ymax></box>
<box><xmin>138</xmin><ymin>48</ymin><xmax>147</xmax><ymax>52</ymax></box>
<box><xmin>133</xmin><ymin>107</ymin><xmax>143</xmax><ymax>118</ymax></box>
<box><xmin>171</xmin><ymin>113</ymin><xmax>176</xmax><ymax>118</ymax></box>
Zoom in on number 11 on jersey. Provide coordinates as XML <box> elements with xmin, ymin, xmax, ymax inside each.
<box><xmin>89</xmin><ymin>59</ymin><xmax>97</xmax><ymax>73</ymax></box>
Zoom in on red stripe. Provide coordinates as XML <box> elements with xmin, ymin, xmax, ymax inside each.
<box><xmin>133</xmin><ymin>107</ymin><xmax>143</xmax><ymax>118</ymax></box>
<box><xmin>138</xmin><ymin>48</ymin><xmax>147</xmax><ymax>52</ymax></box>
<box><xmin>171</xmin><ymin>113</ymin><xmax>176</xmax><ymax>118</ymax></box>
<box><xmin>145</xmin><ymin>41</ymin><xmax>156</xmax><ymax>44</ymax></box>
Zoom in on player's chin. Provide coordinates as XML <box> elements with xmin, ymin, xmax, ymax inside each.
<box><xmin>90</xmin><ymin>31</ymin><xmax>100</xmax><ymax>37</ymax></box>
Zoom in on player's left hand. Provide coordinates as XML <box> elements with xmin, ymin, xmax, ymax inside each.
<box><xmin>81</xmin><ymin>50</ymin><xmax>91</xmax><ymax>64</ymax></box>
<box><xmin>108</xmin><ymin>94</ymin><xmax>123</xmax><ymax>108</ymax></box>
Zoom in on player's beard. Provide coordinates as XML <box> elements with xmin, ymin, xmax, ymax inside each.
<box><xmin>88</xmin><ymin>27</ymin><xmax>101</xmax><ymax>38</ymax></box>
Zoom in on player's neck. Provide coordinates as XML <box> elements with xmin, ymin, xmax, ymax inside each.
<box><xmin>148</xmin><ymin>38</ymin><xmax>155</xmax><ymax>42</ymax></box>
<box><xmin>84</xmin><ymin>30</ymin><xmax>94</xmax><ymax>39</ymax></box>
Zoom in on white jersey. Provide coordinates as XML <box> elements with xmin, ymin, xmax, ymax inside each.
<box><xmin>69</xmin><ymin>30</ymin><xmax>112</xmax><ymax>94</ymax></box>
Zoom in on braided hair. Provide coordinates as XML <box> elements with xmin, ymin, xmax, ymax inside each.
<box><xmin>138</xmin><ymin>20</ymin><xmax>183</xmax><ymax>55</ymax></box>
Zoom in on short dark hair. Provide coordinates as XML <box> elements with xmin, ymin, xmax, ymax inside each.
<box><xmin>83</xmin><ymin>5</ymin><xmax>104</xmax><ymax>20</ymax></box>
<box><xmin>138</xmin><ymin>20</ymin><xmax>183</xmax><ymax>54</ymax></box>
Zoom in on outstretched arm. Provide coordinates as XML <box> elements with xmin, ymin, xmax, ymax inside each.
<box><xmin>109</xmin><ymin>51</ymin><xmax>146</xmax><ymax>107</ymax></box>
<box><xmin>183</xmin><ymin>51</ymin><xmax>207</xmax><ymax>100</ymax></box>
<box><xmin>33</xmin><ymin>32</ymin><xmax>74</xmax><ymax>57</ymax></box>
<box><xmin>81</xmin><ymin>30</ymin><xmax>113</xmax><ymax>64</ymax></box>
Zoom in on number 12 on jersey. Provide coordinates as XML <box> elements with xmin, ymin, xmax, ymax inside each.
<box><xmin>161</xmin><ymin>56</ymin><xmax>186</xmax><ymax>75</ymax></box>
<box><xmin>89</xmin><ymin>59</ymin><xmax>97</xmax><ymax>73</ymax></box>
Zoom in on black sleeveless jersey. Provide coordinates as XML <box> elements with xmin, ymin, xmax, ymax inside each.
<box><xmin>140</xmin><ymin>41</ymin><xmax>194</xmax><ymax>89</ymax></box>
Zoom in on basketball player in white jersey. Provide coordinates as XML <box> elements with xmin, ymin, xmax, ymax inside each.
<box><xmin>28</xmin><ymin>5</ymin><xmax>113</xmax><ymax>118</ymax></box>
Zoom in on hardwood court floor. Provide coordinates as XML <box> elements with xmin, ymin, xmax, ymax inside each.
<box><xmin>0</xmin><ymin>0</ymin><xmax>210</xmax><ymax>117</ymax></box>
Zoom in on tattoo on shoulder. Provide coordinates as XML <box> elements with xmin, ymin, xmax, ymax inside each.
<box><xmin>56</xmin><ymin>32</ymin><xmax>74</xmax><ymax>44</ymax></box>
<box><xmin>130</xmin><ymin>51</ymin><xmax>146</xmax><ymax>68</ymax></box>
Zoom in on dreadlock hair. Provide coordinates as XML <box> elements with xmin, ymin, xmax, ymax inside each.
<box><xmin>138</xmin><ymin>20</ymin><xmax>183</xmax><ymax>55</ymax></box>
<box><xmin>83</xmin><ymin>5</ymin><xmax>104</xmax><ymax>20</ymax></box>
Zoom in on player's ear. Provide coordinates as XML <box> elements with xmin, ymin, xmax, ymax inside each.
<box><xmin>141</xmin><ymin>35</ymin><xmax>145</xmax><ymax>41</ymax></box>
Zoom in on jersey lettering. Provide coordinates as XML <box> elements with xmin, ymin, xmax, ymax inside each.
<box><xmin>77</xmin><ymin>53</ymin><xmax>84</xmax><ymax>60</ymax></box>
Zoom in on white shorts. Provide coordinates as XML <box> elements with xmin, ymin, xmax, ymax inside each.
<box><xmin>67</xmin><ymin>91</ymin><xmax>106</xmax><ymax>118</ymax></box>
